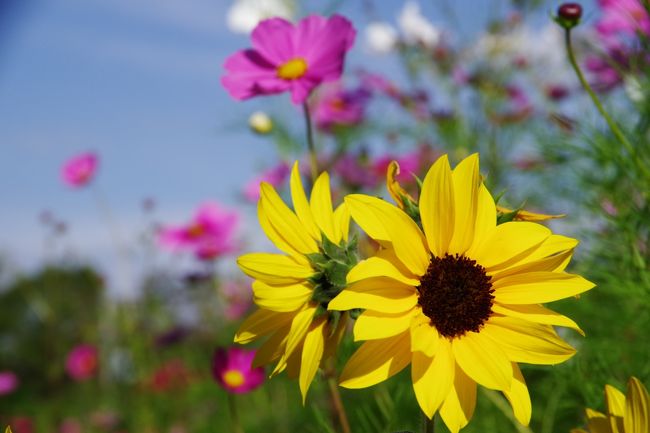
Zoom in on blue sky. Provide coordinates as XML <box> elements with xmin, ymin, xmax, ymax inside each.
<box><xmin>0</xmin><ymin>0</ymin><xmax>574</xmax><ymax>294</ymax></box>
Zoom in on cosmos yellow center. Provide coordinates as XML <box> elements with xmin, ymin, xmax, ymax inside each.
<box><xmin>187</xmin><ymin>223</ymin><xmax>205</xmax><ymax>238</ymax></box>
<box><xmin>417</xmin><ymin>253</ymin><xmax>494</xmax><ymax>339</ymax></box>
<box><xmin>222</xmin><ymin>369</ymin><xmax>245</xmax><ymax>387</ymax></box>
<box><xmin>277</xmin><ymin>58</ymin><xmax>308</xmax><ymax>80</ymax></box>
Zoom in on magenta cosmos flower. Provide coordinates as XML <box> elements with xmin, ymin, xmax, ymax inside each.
<box><xmin>158</xmin><ymin>202</ymin><xmax>240</xmax><ymax>260</ymax></box>
<box><xmin>596</xmin><ymin>0</ymin><xmax>650</xmax><ymax>44</ymax></box>
<box><xmin>313</xmin><ymin>84</ymin><xmax>370</xmax><ymax>131</ymax></box>
<box><xmin>222</xmin><ymin>15</ymin><xmax>356</xmax><ymax>104</ymax></box>
<box><xmin>61</xmin><ymin>152</ymin><xmax>98</xmax><ymax>188</ymax></box>
<box><xmin>243</xmin><ymin>162</ymin><xmax>290</xmax><ymax>202</ymax></box>
<box><xmin>66</xmin><ymin>344</ymin><xmax>98</xmax><ymax>381</ymax></box>
<box><xmin>0</xmin><ymin>370</ymin><xmax>19</xmax><ymax>395</ymax></box>
<box><xmin>212</xmin><ymin>347</ymin><xmax>265</xmax><ymax>394</ymax></box>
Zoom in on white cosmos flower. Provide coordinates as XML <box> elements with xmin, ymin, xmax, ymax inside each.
<box><xmin>398</xmin><ymin>1</ymin><xmax>441</xmax><ymax>47</ymax></box>
<box><xmin>365</xmin><ymin>22</ymin><xmax>398</xmax><ymax>54</ymax></box>
<box><xmin>226</xmin><ymin>0</ymin><xmax>295</xmax><ymax>34</ymax></box>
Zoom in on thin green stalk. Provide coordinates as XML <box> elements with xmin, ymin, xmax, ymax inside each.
<box><xmin>326</xmin><ymin>375</ymin><xmax>352</xmax><ymax>433</ymax></box>
<box><xmin>421</xmin><ymin>411</ymin><xmax>435</xmax><ymax>433</ymax></box>
<box><xmin>302</xmin><ymin>102</ymin><xmax>319</xmax><ymax>182</ymax></box>
<box><xmin>481</xmin><ymin>388</ymin><xmax>535</xmax><ymax>433</ymax></box>
<box><xmin>228</xmin><ymin>393</ymin><xmax>245</xmax><ymax>433</ymax></box>
<box><xmin>563</xmin><ymin>27</ymin><xmax>650</xmax><ymax>180</ymax></box>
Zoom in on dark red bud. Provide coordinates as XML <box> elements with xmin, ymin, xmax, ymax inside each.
<box><xmin>556</xmin><ymin>3</ymin><xmax>583</xmax><ymax>29</ymax></box>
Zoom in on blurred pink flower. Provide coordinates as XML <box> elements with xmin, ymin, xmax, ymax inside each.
<box><xmin>585</xmin><ymin>54</ymin><xmax>624</xmax><ymax>92</ymax></box>
<box><xmin>222</xmin><ymin>15</ymin><xmax>356</xmax><ymax>104</ymax></box>
<box><xmin>212</xmin><ymin>347</ymin><xmax>265</xmax><ymax>394</ymax></box>
<box><xmin>313</xmin><ymin>84</ymin><xmax>370</xmax><ymax>131</ymax></box>
<box><xmin>148</xmin><ymin>359</ymin><xmax>191</xmax><ymax>392</ymax></box>
<box><xmin>65</xmin><ymin>344</ymin><xmax>98</xmax><ymax>381</ymax></box>
<box><xmin>0</xmin><ymin>370</ymin><xmax>19</xmax><ymax>395</ymax></box>
<box><xmin>158</xmin><ymin>202</ymin><xmax>240</xmax><ymax>260</ymax></box>
<box><xmin>8</xmin><ymin>417</ymin><xmax>33</xmax><ymax>433</ymax></box>
<box><xmin>334</xmin><ymin>153</ymin><xmax>379</xmax><ymax>189</ymax></box>
<box><xmin>220</xmin><ymin>281</ymin><xmax>253</xmax><ymax>321</ymax></box>
<box><xmin>61</xmin><ymin>152</ymin><xmax>98</xmax><ymax>188</ymax></box>
<box><xmin>59</xmin><ymin>418</ymin><xmax>82</xmax><ymax>433</ymax></box>
<box><xmin>243</xmin><ymin>162</ymin><xmax>290</xmax><ymax>202</ymax></box>
<box><xmin>372</xmin><ymin>151</ymin><xmax>421</xmax><ymax>182</ymax></box>
<box><xmin>596</xmin><ymin>0</ymin><xmax>650</xmax><ymax>45</ymax></box>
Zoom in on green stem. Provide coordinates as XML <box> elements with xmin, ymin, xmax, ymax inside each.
<box><xmin>481</xmin><ymin>388</ymin><xmax>535</xmax><ymax>433</ymax></box>
<box><xmin>563</xmin><ymin>27</ymin><xmax>650</xmax><ymax>180</ymax></box>
<box><xmin>302</xmin><ymin>102</ymin><xmax>319</xmax><ymax>182</ymax></box>
<box><xmin>228</xmin><ymin>393</ymin><xmax>245</xmax><ymax>433</ymax></box>
<box><xmin>326</xmin><ymin>375</ymin><xmax>352</xmax><ymax>433</ymax></box>
<box><xmin>421</xmin><ymin>411</ymin><xmax>435</xmax><ymax>433</ymax></box>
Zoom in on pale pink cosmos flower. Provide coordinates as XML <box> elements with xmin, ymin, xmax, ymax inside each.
<box><xmin>61</xmin><ymin>152</ymin><xmax>98</xmax><ymax>188</ymax></box>
<box><xmin>65</xmin><ymin>344</ymin><xmax>98</xmax><ymax>381</ymax></box>
<box><xmin>0</xmin><ymin>370</ymin><xmax>19</xmax><ymax>395</ymax></box>
<box><xmin>212</xmin><ymin>347</ymin><xmax>265</xmax><ymax>394</ymax></box>
<box><xmin>313</xmin><ymin>84</ymin><xmax>370</xmax><ymax>131</ymax></box>
<box><xmin>243</xmin><ymin>162</ymin><xmax>290</xmax><ymax>202</ymax></box>
<box><xmin>222</xmin><ymin>15</ymin><xmax>356</xmax><ymax>104</ymax></box>
<box><xmin>158</xmin><ymin>202</ymin><xmax>240</xmax><ymax>260</ymax></box>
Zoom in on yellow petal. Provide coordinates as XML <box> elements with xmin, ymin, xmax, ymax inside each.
<box><xmin>261</xmin><ymin>182</ymin><xmax>319</xmax><ymax>254</ymax></box>
<box><xmin>481</xmin><ymin>316</ymin><xmax>575</xmax><ymax>365</ymax></box>
<box><xmin>493</xmin><ymin>271</ymin><xmax>595</xmax><ymax>304</ymax></box>
<box><xmin>440</xmin><ymin>363</ymin><xmax>477</xmax><ymax>433</ymax></box>
<box><xmin>410</xmin><ymin>310</ymin><xmax>440</xmax><ymax>357</ymax></box>
<box><xmin>237</xmin><ymin>253</ymin><xmax>313</xmax><ymax>285</ymax></box>
<box><xmin>491</xmin><ymin>248</ymin><xmax>574</xmax><ymax>280</ymax></box>
<box><xmin>496</xmin><ymin>205</ymin><xmax>565</xmax><ymax>222</ymax></box>
<box><xmin>605</xmin><ymin>384</ymin><xmax>626</xmax><ymax>433</ymax></box>
<box><xmin>252</xmin><ymin>326</ymin><xmax>289</xmax><ymax>368</ymax></box>
<box><xmin>258</xmin><ymin>199</ymin><xmax>302</xmax><ymax>257</ymax></box>
<box><xmin>491</xmin><ymin>303</ymin><xmax>584</xmax><ymax>336</ymax></box>
<box><xmin>452</xmin><ymin>332</ymin><xmax>512</xmax><ymax>390</ymax></box>
<box><xmin>505</xmin><ymin>234</ymin><xmax>579</xmax><ymax>271</ymax></box>
<box><xmin>354</xmin><ymin>309</ymin><xmax>414</xmax><ymax>341</ymax></box>
<box><xmin>448</xmin><ymin>153</ymin><xmax>480</xmax><ymax>255</ymax></box>
<box><xmin>328</xmin><ymin>277</ymin><xmax>418</xmax><ymax>314</ymax></box>
<box><xmin>271</xmin><ymin>306</ymin><xmax>316</xmax><ymax>375</ymax></box>
<box><xmin>419</xmin><ymin>154</ymin><xmax>455</xmax><ymax>257</ymax></box>
<box><xmin>472</xmin><ymin>183</ymin><xmax>497</xmax><ymax>251</ymax></box>
<box><xmin>285</xmin><ymin>345</ymin><xmax>302</xmax><ymax>379</ymax></box>
<box><xmin>586</xmin><ymin>408</ymin><xmax>613</xmax><ymax>433</ymax></box>
<box><xmin>235</xmin><ymin>309</ymin><xmax>294</xmax><ymax>344</ymax></box>
<box><xmin>625</xmin><ymin>377</ymin><xmax>649</xmax><ymax>433</ymax></box>
<box><xmin>412</xmin><ymin>339</ymin><xmax>455</xmax><ymax>418</ymax></box>
<box><xmin>252</xmin><ymin>280</ymin><xmax>312</xmax><ymax>312</ymax></box>
<box><xmin>347</xmin><ymin>256</ymin><xmax>420</xmax><ymax>286</ymax></box>
<box><xmin>310</xmin><ymin>171</ymin><xmax>338</xmax><ymax>243</ymax></box>
<box><xmin>300</xmin><ymin>316</ymin><xmax>327</xmax><ymax>403</ymax></box>
<box><xmin>346</xmin><ymin>194</ymin><xmax>429</xmax><ymax>275</ymax></box>
<box><xmin>502</xmin><ymin>363</ymin><xmax>531</xmax><ymax>426</ymax></box>
<box><xmin>290</xmin><ymin>161</ymin><xmax>321</xmax><ymax>242</ymax></box>
<box><xmin>468</xmin><ymin>221</ymin><xmax>551</xmax><ymax>270</ymax></box>
<box><xmin>333</xmin><ymin>202</ymin><xmax>350</xmax><ymax>242</ymax></box>
<box><xmin>339</xmin><ymin>332</ymin><xmax>411</xmax><ymax>389</ymax></box>
<box><xmin>387</xmin><ymin>160</ymin><xmax>415</xmax><ymax>208</ymax></box>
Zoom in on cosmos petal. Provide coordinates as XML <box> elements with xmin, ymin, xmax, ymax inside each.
<box><xmin>237</xmin><ymin>253</ymin><xmax>313</xmax><ymax>285</ymax></box>
<box><xmin>235</xmin><ymin>309</ymin><xmax>294</xmax><ymax>344</ymax></box>
<box><xmin>493</xmin><ymin>271</ymin><xmax>595</xmax><ymax>304</ymax></box>
<box><xmin>448</xmin><ymin>153</ymin><xmax>480</xmax><ymax>255</ymax></box>
<box><xmin>310</xmin><ymin>171</ymin><xmax>338</xmax><ymax>243</ymax></box>
<box><xmin>491</xmin><ymin>303</ymin><xmax>584</xmax><ymax>336</ymax></box>
<box><xmin>481</xmin><ymin>317</ymin><xmax>576</xmax><ymax>365</ymax></box>
<box><xmin>290</xmin><ymin>162</ymin><xmax>321</xmax><ymax>242</ymax></box>
<box><xmin>502</xmin><ymin>363</ymin><xmax>532</xmax><ymax>426</ymax></box>
<box><xmin>345</xmin><ymin>194</ymin><xmax>429</xmax><ymax>275</ymax></box>
<box><xmin>339</xmin><ymin>332</ymin><xmax>411</xmax><ymax>389</ymax></box>
<box><xmin>412</xmin><ymin>340</ymin><xmax>455</xmax><ymax>418</ymax></box>
<box><xmin>252</xmin><ymin>280</ymin><xmax>313</xmax><ymax>312</ymax></box>
<box><xmin>300</xmin><ymin>317</ymin><xmax>327</xmax><ymax>403</ymax></box>
<box><xmin>419</xmin><ymin>154</ymin><xmax>455</xmax><ymax>257</ymax></box>
<box><xmin>452</xmin><ymin>332</ymin><xmax>512</xmax><ymax>391</ymax></box>
<box><xmin>260</xmin><ymin>182</ymin><xmax>319</xmax><ymax>254</ymax></box>
<box><xmin>625</xmin><ymin>377</ymin><xmax>649</xmax><ymax>433</ymax></box>
<box><xmin>347</xmin><ymin>256</ymin><xmax>420</xmax><ymax>286</ymax></box>
<box><xmin>440</xmin><ymin>363</ymin><xmax>477</xmax><ymax>433</ymax></box>
<box><xmin>328</xmin><ymin>277</ymin><xmax>418</xmax><ymax>313</ymax></box>
<box><xmin>354</xmin><ymin>309</ymin><xmax>414</xmax><ymax>341</ymax></box>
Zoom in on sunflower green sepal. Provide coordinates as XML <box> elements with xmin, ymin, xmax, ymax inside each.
<box><xmin>308</xmin><ymin>234</ymin><xmax>359</xmax><ymax>309</ymax></box>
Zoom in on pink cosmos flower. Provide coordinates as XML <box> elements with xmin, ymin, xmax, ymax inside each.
<box><xmin>596</xmin><ymin>0</ymin><xmax>650</xmax><ymax>44</ymax></box>
<box><xmin>334</xmin><ymin>153</ymin><xmax>379</xmax><ymax>189</ymax></box>
<box><xmin>313</xmin><ymin>84</ymin><xmax>370</xmax><ymax>131</ymax></box>
<box><xmin>65</xmin><ymin>344</ymin><xmax>98</xmax><ymax>381</ymax></box>
<box><xmin>243</xmin><ymin>162</ymin><xmax>290</xmax><ymax>202</ymax></box>
<box><xmin>158</xmin><ymin>202</ymin><xmax>240</xmax><ymax>260</ymax></box>
<box><xmin>220</xmin><ymin>281</ymin><xmax>253</xmax><ymax>321</ymax></box>
<box><xmin>212</xmin><ymin>347</ymin><xmax>265</xmax><ymax>394</ymax></box>
<box><xmin>61</xmin><ymin>152</ymin><xmax>98</xmax><ymax>188</ymax></box>
<box><xmin>0</xmin><ymin>370</ymin><xmax>19</xmax><ymax>395</ymax></box>
<box><xmin>222</xmin><ymin>15</ymin><xmax>356</xmax><ymax>104</ymax></box>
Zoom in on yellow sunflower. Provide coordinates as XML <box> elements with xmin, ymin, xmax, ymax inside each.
<box><xmin>329</xmin><ymin>153</ymin><xmax>595</xmax><ymax>432</ymax></box>
<box><xmin>572</xmin><ymin>377</ymin><xmax>649</xmax><ymax>433</ymax></box>
<box><xmin>235</xmin><ymin>162</ymin><xmax>353</xmax><ymax>401</ymax></box>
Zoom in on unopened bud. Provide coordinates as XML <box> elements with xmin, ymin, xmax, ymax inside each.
<box><xmin>555</xmin><ymin>3</ymin><xmax>583</xmax><ymax>29</ymax></box>
<box><xmin>248</xmin><ymin>111</ymin><xmax>273</xmax><ymax>134</ymax></box>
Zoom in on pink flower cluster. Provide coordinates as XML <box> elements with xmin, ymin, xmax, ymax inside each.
<box><xmin>212</xmin><ymin>347</ymin><xmax>264</xmax><ymax>394</ymax></box>
<box><xmin>222</xmin><ymin>15</ymin><xmax>356</xmax><ymax>104</ymax></box>
<box><xmin>61</xmin><ymin>152</ymin><xmax>98</xmax><ymax>188</ymax></box>
<box><xmin>313</xmin><ymin>84</ymin><xmax>371</xmax><ymax>131</ymax></box>
<box><xmin>243</xmin><ymin>162</ymin><xmax>290</xmax><ymax>202</ymax></box>
<box><xmin>158</xmin><ymin>202</ymin><xmax>240</xmax><ymax>260</ymax></box>
<box><xmin>65</xmin><ymin>344</ymin><xmax>98</xmax><ymax>381</ymax></box>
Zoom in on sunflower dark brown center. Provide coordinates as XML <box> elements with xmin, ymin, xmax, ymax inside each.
<box><xmin>417</xmin><ymin>253</ymin><xmax>494</xmax><ymax>339</ymax></box>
